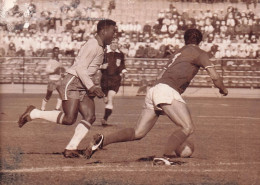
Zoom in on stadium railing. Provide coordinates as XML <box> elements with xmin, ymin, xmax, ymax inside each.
<box><xmin>0</xmin><ymin>57</ymin><xmax>259</xmax><ymax>89</ymax></box>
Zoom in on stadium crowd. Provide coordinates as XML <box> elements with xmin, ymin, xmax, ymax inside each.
<box><xmin>0</xmin><ymin>0</ymin><xmax>259</xmax><ymax>60</ymax></box>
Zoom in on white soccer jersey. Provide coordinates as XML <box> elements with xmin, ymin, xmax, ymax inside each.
<box><xmin>45</xmin><ymin>59</ymin><xmax>62</xmax><ymax>81</ymax></box>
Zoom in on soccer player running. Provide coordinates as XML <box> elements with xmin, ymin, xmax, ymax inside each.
<box><xmin>100</xmin><ymin>38</ymin><xmax>127</xmax><ymax>126</ymax></box>
<box><xmin>85</xmin><ymin>29</ymin><xmax>228</xmax><ymax>164</ymax></box>
<box><xmin>18</xmin><ymin>19</ymin><xmax>117</xmax><ymax>158</ymax></box>
<box><xmin>41</xmin><ymin>47</ymin><xmax>64</xmax><ymax>111</ymax></box>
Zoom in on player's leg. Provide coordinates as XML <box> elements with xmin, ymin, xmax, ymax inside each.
<box><xmin>55</xmin><ymin>98</ymin><xmax>62</xmax><ymax>110</ymax></box>
<box><xmin>102</xmin><ymin>90</ymin><xmax>116</xmax><ymax>125</ymax></box>
<box><xmin>41</xmin><ymin>90</ymin><xmax>53</xmax><ymax>111</ymax></box>
<box><xmin>103</xmin><ymin>108</ymin><xmax>159</xmax><ymax>146</ymax></box>
<box><xmin>18</xmin><ymin>74</ymin><xmax>83</xmax><ymax>127</ymax></box>
<box><xmin>65</xmin><ymin>95</ymin><xmax>95</xmax><ymax>151</ymax></box>
<box><xmin>55</xmin><ymin>83</ymin><xmax>62</xmax><ymax>111</ymax></box>
<box><xmin>85</xmin><ymin>108</ymin><xmax>159</xmax><ymax>158</ymax></box>
<box><xmin>160</xmin><ymin>100</ymin><xmax>194</xmax><ymax>157</ymax></box>
<box><xmin>18</xmin><ymin>98</ymin><xmax>80</xmax><ymax>128</ymax></box>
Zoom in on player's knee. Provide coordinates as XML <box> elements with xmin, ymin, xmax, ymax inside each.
<box><xmin>85</xmin><ymin>115</ymin><xmax>96</xmax><ymax>124</ymax></box>
<box><xmin>182</xmin><ymin>123</ymin><xmax>194</xmax><ymax>136</ymax></box>
<box><xmin>134</xmin><ymin>130</ymin><xmax>146</xmax><ymax>140</ymax></box>
<box><xmin>62</xmin><ymin>115</ymin><xmax>77</xmax><ymax>125</ymax></box>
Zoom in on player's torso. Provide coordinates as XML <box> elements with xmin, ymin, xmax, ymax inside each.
<box><xmin>68</xmin><ymin>38</ymin><xmax>104</xmax><ymax>78</ymax></box>
<box><xmin>157</xmin><ymin>45</ymin><xmax>205</xmax><ymax>94</ymax></box>
<box><xmin>48</xmin><ymin>59</ymin><xmax>62</xmax><ymax>81</ymax></box>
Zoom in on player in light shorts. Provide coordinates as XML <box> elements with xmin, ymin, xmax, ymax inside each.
<box><xmin>85</xmin><ymin>29</ymin><xmax>228</xmax><ymax>164</ymax></box>
<box><xmin>144</xmin><ymin>83</ymin><xmax>186</xmax><ymax>111</ymax></box>
<box><xmin>41</xmin><ymin>47</ymin><xmax>65</xmax><ymax>111</ymax></box>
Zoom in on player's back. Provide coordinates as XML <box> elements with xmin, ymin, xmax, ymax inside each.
<box><xmin>157</xmin><ymin>44</ymin><xmax>211</xmax><ymax>94</ymax></box>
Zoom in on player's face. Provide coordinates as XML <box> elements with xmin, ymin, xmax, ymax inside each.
<box><xmin>104</xmin><ymin>25</ymin><xmax>116</xmax><ymax>45</ymax></box>
<box><xmin>110</xmin><ymin>41</ymin><xmax>118</xmax><ymax>51</ymax></box>
<box><xmin>53</xmin><ymin>49</ymin><xmax>59</xmax><ymax>57</ymax></box>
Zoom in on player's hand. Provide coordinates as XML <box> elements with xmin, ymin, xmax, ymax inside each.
<box><xmin>219</xmin><ymin>88</ymin><xmax>228</xmax><ymax>96</ymax></box>
<box><xmin>101</xmin><ymin>63</ymin><xmax>108</xmax><ymax>69</ymax></box>
<box><xmin>89</xmin><ymin>86</ymin><xmax>104</xmax><ymax>98</ymax></box>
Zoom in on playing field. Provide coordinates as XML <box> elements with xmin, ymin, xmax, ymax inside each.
<box><xmin>0</xmin><ymin>94</ymin><xmax>260</xmax><ymax>185</ymax></box>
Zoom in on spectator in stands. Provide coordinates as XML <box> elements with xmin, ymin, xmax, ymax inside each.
<box><xmin>108</xmin><ymin>0</ymin><xmax>115</xmax><ymax>15</ymax></box>
<box><xmin>157</xmin><ymin>44</ymin><xmax>166</xmax><ymax>58</ymax></box>
<box><xmin>145</xmin><ymin>43</ymin><xmax>158</xmax><ymax>58</ymax></box>
<box><xmin>143</xmin><ymin>21</ymin><xmax>152</xmax><ymax>35</ymax></box>
<box><xmin>220</xmin><ymin>20</ymin><xmax>227</xmax><ymax>34</ymax></box>
<box><xmin>255</xmin><ymin>49</ymin><xmax>260</xmax><ymax>60</ymax></box>
<box><xmin>135</xmin><ymin>45</ymin><xmax>145</xmax><ymax>58</ymax></box>
<box><xmin>168</xmin><ymin>20</ymin><xmax>178</xmax><ymax>37</ymax></box>
<box><xmin>0</xmin><ymin>47</ymin><xmax>6</xmax><ymax>57</ymax></box>
<box><xmin>133</xmin><ymin>21</ymin><xmax>142</xmax><ymax>34</ymax></box>
<box><xmin>164</xmin><ymin>44</ymin><xmax>175</xmax><ymax>58</ymax></box>
<box><xmin>250</xmin><ymin>35</ymin><xmax>258</xmax><ymax>44</ymax></box>
<box><xmin>153</xmin><ymin>20</ymin><xmax>161</xmax><ymax>35</ymax></box>
<box><xmin>204</xmin><ymin>17</ymin><xmax>214</xmax><ymax>35</ymax></box>
<box><xmin>7</xmin><ymin>42</ymin><xmax>16</xmax><ymax>57</ymax></box>
<box><xmin>246</xmin><ymin>0</ymin><xmax>257</xmax><ymax>9</ymax></box>
<box><xmin>178</xmin><ymin>20</ymin><xmax>187</xmax><ymax>31</ymax></box>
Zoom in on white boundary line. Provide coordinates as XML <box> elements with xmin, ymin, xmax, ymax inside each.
<box><xmin>1</xmin><ymin>115</ymin><xmax>260</xmax><ymax>122</ymax></box>
<box><xmin>1</xmin><ymin>161</ymin><xmax>260</xmax><ymax>173</ymax></box>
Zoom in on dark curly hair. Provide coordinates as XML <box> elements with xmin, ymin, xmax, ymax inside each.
<box><xmin>97</xmin><ymin>19</ymin><xmax>116</xmax><ymax>33</ymax></box>
<box><xmin>184</xmin><ymin>29</ymin><xmax>203</xmax><ymax>45</ymax></box>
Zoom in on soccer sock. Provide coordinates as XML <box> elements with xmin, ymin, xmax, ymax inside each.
<box><xmin>65</xmin><ymin>121</ymin><xmax>91</xmax><ymax>150</ymax></box>
<box><xmin>103</xmin><ymin>128</ymin><xmax>135</xmax><ymax>147</ymax></box>
<box><xmin>163</xmin><ymin>129</ymin><xmax>188</xmax><ymax>156</ymax></box>
<box><xmin>103</xmin><ymin>108</ymin><xmax>112</xmax><ymax>121</ymax></box>
<box><xmin>30</xmin><ymin>109</ymin><xmax>62</xmax><ymax>123</ymax></box>
<box><xmin>41</xmin><ymin>98</ymin><xmax>48</xmax><ymax>111</ymax></box>
<box><xmin>55</xmin><ymin>98</ymin><xmax>62</xmax><ymax>110</ymax></box>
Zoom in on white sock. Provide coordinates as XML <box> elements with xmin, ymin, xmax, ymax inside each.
<box><xmin>65</xmin><ymin>121</ymin><xmax>91</xmax><ymax>150</ymax></box>
<box><xmin>41</xmin><ymin>98</ymin><xmax>48</xmax><ymax>111</ymax></box>
<box><xmin>30</xmin><ymin>109</ymin><xmax>62</xmax><ymax>123</ymax></box>
<box><xmin>56</xmin><ymin>98</ymin><xmax>62</xmax><ymax>110</ymax></box>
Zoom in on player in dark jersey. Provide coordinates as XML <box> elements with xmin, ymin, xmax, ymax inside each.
<box><xmin>85</xmin><ymin>29</ymin><xmax>228</xmax><ymax>164</ymax></box>
<box><xmin>100</xmin><ymin>38</ymin><xmax>127</xmax><ymax>126</ymax></box>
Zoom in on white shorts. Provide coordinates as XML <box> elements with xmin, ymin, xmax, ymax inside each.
<box><xmin>144</xmin><ymin>83</ymin><xmax>186</xmax><ymax>111</ymax></box>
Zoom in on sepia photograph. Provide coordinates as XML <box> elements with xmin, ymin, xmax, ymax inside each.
<box><xmin>0</xmin><ymin>0</ymin><xmax>259</xmax><ymax>184</ymax></box>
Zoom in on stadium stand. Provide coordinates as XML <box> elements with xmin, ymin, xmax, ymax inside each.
<box><xmin>0</xmin><ymin>0</ymin><xmax>259</xmax><ymax>88</ymax></box>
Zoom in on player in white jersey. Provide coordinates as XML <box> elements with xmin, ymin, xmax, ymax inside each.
<box><xmin>41</xmin><ymin>47</ymin><xmax>65</xmax><ymax>111</ymax></box>
<box><xmin>18</xmin><ymin>19</ymin><xmax>117</xmax><ymax>158</ymax></box>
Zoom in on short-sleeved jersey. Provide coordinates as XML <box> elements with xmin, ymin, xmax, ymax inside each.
<box><xmin>67</xmin><ymin>36</ymin><xmax>105</xmax><ymax>89</ymax></box>
<box><xmin>156</xmin><ymin>44</ymin><xmax>214</xmax><ymax>94</ymax></box>
<box><xmin>45</xmin><ymin>59</ymin><xmax>62</xmax><ymax>81</ymax></box>
<box><xmin>101</xmin><ymin>51</ymin><xmax>125</xmax><ymax>76</ymax></box>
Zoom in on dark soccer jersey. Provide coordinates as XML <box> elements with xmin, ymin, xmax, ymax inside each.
<box><xmin>156</xmin><ymin>44</ymin><xmax>213</xmax><ymax>94</ymax></box>
<box><xmin>102</xmin><ymin>51</ymin><xmax>125</xmax><ymax>76</ymax></box>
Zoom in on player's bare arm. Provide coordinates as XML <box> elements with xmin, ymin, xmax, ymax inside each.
<box><xmin>75</xmin><ymin>66</ymin><xmax>104</xmax><ymax>98</ymax></box>
<box><xmin>206</xmin><ymin>67</ymin><xmax>228</xmax><ymax>96</ymax></box>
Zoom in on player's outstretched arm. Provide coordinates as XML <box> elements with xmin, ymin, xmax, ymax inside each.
<box><xmin>206</xmin><ymin>67</ymin><xmax>228</xmax><ymax>96</ymax></box>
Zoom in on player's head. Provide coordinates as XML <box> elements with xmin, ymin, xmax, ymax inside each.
<box><xmin>110</xmin><ymin>38</ymin><xmax>119</xmax><ymax>51</ymax></box>
<box><xmin>184</xmin><ymin>29</ymin><xmax>203</xmax><ymax>45</ymax></box>
<box><xmin>52</xmin><ymin>47</ymin><xmax>59</xmax><ymax>57</ymax></box>
<box><xmin>97</xmin><ymin>19</ymin><xmax>117</xmax><ymax>46</ymax></box>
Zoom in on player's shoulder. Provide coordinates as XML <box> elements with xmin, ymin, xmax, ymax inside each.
<box><xmin>186</xmin><ymin>45</ymin><xmax>209</xmax><ymax>58</ymax></box>
<box><xmin>86</xmin><ymin>38</ymin><xmax>98</xmax><ymax>46</ymax></box>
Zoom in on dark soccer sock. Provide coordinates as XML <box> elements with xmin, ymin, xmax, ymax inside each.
<box><xmin>103</xmin><ymin>128</ymin><xmax>135</xmax><ymax>147</ymax></box>
<box><xmin>103</xmin><ymin>108</ymin><xmax>112</xmax><ymax>121</ymax></box>
<box><xmin>163</xmin><ymin>129</ymin><xmax>188</xmax><ymax>156</ymax></box>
